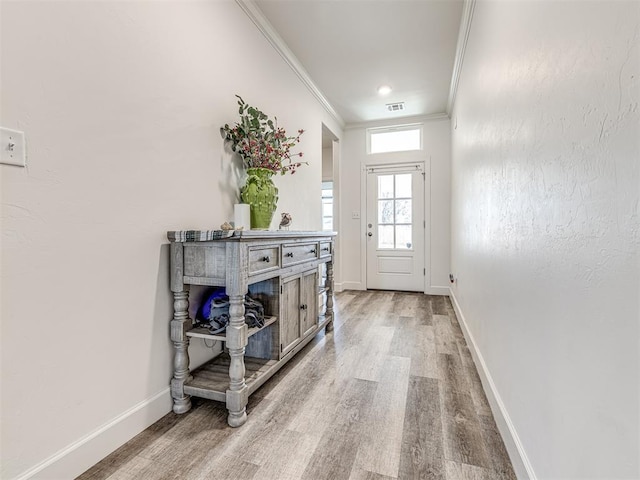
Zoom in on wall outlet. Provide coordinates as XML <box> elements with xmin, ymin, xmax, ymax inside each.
<box><xmin>1</xmin><ymin>127</ymin><xmax>26</xmax><ymax>167</ymax></box>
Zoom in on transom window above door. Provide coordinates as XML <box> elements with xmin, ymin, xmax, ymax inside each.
<box><xmin>367</xmin><ymin>124</ymin><xmax>422</xmax><ymax>154</ymax></box>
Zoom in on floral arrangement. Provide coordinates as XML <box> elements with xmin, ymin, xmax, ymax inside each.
<box><xmin>221</xmin><ymin>95</ymin><xmax>306</xmax><ymax>175</ymax></box>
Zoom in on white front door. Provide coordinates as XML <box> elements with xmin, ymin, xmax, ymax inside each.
<box><xmin>366</xmin><ymin>164</ymin><xmax>425</xmax><ymax>292</ymax></box>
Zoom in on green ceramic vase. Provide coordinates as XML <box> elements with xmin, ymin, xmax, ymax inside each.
<box><xmin>240</xmin><ymin>168</ymin><xmax>279</xmax><ymax>230</ymax></box>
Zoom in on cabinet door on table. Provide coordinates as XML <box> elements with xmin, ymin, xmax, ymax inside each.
<box><xmin>281</xmin><ymin>276</ymin><xmax>301</xmax><ymax>356</ymax></box>
<box><xmin>300</xmin><ymin>270</ymin><xmax>318</xmax><ymax>337</ymax></box>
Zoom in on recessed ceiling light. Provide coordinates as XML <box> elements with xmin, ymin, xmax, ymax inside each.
<box><xmin>377</xmin><ymin>85</ymin><xmax>392</xmax><ymax>96</ymax></box>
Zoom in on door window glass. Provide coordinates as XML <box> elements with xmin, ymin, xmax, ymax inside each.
<box><xmin>377</xmin><ymin>173</ymin><xmax>413</xmax><ymax>249</ymax></box>
<box><xmin>378</xmin><ymin>175</ymin><xmax>394</xmax><ymax>198</ymax></box>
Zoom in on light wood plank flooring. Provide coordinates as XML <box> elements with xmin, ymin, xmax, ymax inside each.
<box><xmin>77</xmin><ymin>291</ymin><xmax>516</xmax><ymax>480</ymax></box>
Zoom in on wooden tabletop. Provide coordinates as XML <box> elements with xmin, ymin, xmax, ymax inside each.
<box><xmin>167</xmin><ymin>230</ymin><xmax>337</xmax><ymax>242</ymax></box>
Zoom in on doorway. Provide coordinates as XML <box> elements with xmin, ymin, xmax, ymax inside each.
<box><xmin>365</xmin><ymin>163</ymin><xmax>425</xmax><ymax>292</ymax></box>
<box><xmin>321</xmin><ymin>124</ymin><xmax>339</xmax><ymax>232</ymax></box>
<box><xmin>321</xmin><ymin>124</ymin><xmax>339</xmax><ymax>292</ymax></box>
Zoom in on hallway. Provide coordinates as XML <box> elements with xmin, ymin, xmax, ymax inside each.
<box><xmin>78</xmin><ymin>291</ymin><xmax>516</xmax><ymax>480</ymax></box>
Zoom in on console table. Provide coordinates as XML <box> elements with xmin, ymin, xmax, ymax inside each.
<box><xmin>167</xmin><ymin>230</ymin><xmax>336</xmax><ymax>427</ymax></box>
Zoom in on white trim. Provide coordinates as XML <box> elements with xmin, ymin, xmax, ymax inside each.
<box><xmin>425</xmin><ymin>286</ymin><xmax>449</xmax><ymax>296</ymax></box>
<box><xmin>331</xmin><ymin>137</ymin><xmax>343</xmax><ymax>292</ymax></box>
<box><xmin>446</xmin><ymin>0</ymin><xmax>476</xmax><ymax>115</ymax></box>
<box><xmin>346</xmin><ymin>113</ymin><xmax>449</xmax><ymax>131</ymax></box>
<box><xmin>336</xmin><ymin>281</ymin><xmax>364</xmax><ymax>291</ymax></box>
<box><xmin>236</xmin><ymin>0</ymin><xmax>345</xmax><ymax>129</ymax></box>
<box><xmin>425</xmin><ymin>157</ymin><xmax>432</xmax><ymax>295</ymax></box>
<box><xmin>360</xmin><ymin>164</ymin><xmax>368</xmax><ymax>290</ymax></box>
<box><xmin>448</xmin><ymin>289</ymin><xmax>537</xmax><ymax>480</ymax></box>
<box><xmin>14</xmin><ymin>389</ymin><xmax>172</xmax><ymax>480</ymax></box>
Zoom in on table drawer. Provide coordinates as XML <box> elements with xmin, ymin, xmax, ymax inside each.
<box><xmin>319</xmin><ymin>242</ymin><xmax>332</xmax><ymax>258</ymax></box>
<box><xmin>282</xmin><ymin>243</ymin><xmax>319</xmax><ymax>266</ymax></box>
<box><xmin>248</xmin><ymin>245</ymin><xmax>280</xmax><ymax>275</ymax></box>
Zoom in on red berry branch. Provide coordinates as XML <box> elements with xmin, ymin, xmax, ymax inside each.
<box><xmin>221</xmin><ymin>95</ymin><xmax>307</xmax><ymax>175</ymax></box>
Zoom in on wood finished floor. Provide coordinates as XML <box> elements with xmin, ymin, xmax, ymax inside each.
<box><xmin>77</xmin><ymin>291</ymin><xmax>516</xmax><ymax>480</ymax></box>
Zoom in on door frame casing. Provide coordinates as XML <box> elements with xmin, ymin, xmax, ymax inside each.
<box><xmin>360</xmin><ymin>157</ymin><xmax>431</xmax><ymax>294</ymax></box>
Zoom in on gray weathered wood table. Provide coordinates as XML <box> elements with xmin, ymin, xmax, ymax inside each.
<box><xmin>167</xmin><ymin>230</ymin><xmax>336</xmax><ymax>427</ymax></box>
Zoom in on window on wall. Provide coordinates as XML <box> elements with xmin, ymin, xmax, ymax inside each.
<box><xmin>367</xmin><ymin>124</ymin><xmax>422</xmax><ymax>154</ymax></box>
<box><xmin>322</xmin><ymin>181</ymin><xmax>333</xmax><ymax>231</ymax></box>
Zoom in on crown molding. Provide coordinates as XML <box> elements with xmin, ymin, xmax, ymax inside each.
<box><xmin>236</xmin><ymin>0</ymin><xmax>346</xmax><ymax>129</ymax></box>
<box><xmin>345</xmin><ymin>112</ymin><xmax>450</xmax><ymax>131</ymax></box>
<box><xmin>446</xmin><ymin>0</ymin><xmax>476</xmax><ymax>115</ymax></box>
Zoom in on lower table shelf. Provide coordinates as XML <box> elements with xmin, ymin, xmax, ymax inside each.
<box><xmin>183</xmin><ymin>315</ymin><xmax>332</xmax><ymax>404</ymax></box>
<box><xmin>184</xmin><ymin>353</ymin><xmax>278</xmax><ymax>402</ymax></box>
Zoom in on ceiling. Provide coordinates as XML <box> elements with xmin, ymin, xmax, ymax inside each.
<box><xmin>253</xmin><ymin>0</ymin><xmax>465</xmax><ymax>126</ymax></box>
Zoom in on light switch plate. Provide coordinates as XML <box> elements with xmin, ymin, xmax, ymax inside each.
<box><xmin>1</xmin><ymin>127</ymin><xmax>26</xmax><ymax>167</ymax></box>
<box><xmin>351</xmin><ymin>211</ymin><xmax>361</xmax><ymax>219</ymax></box>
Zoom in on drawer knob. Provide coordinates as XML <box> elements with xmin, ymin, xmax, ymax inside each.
<box><xmin>285</xmin><ymin>252</ymin><xmax>294</xmax><ymax>258</ymax></box>
<box><xmin>262</xmin><ymin>256</ymin><xmax>270</xmax><ymax>263</ymax></box>
<box><xmin>299</xmin><ymin>304</ymin><xmax>308</xmax><ymax>310</ymax></box>
<box><xmin>322</xmin><ymin>247</ymin><xmax>330</xmax><ymax>251</ymax></box>
<box><xmin>310</xmin><ymin>248</ymin><xmax>317</xmax><ymax>254</ymax></box>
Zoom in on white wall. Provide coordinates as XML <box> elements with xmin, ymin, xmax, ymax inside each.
<box><xmin>0</xmin><ymin>2</ymin><xmax>342</xmax><ymax>478</ymax></box>
<box><xmin>322</xmin><ymin>146</ymin><xmax>333</xmax><ymax>181</ymax></box>
<box><xmin>339</xmin><ymin>117</ymin><xmax>451</xmax><ymax>293</ymax></box>
<box><xmin>450</xmin><ymin>1</ymin><xmax>639</xmax><ymax>479</ymax></box>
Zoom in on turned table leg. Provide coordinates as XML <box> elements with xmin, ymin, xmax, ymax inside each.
<box><xmin>325</xmin><ymin>258</ymin><xmax>335</xmax><ymax>332</ymax></box>
<box><xmin>226</xmin><ymin>293</ymin><xmax>249</xmax><ymax>427</ymax></box>
<box><xmin>170</xmin><ymin>289</ymin><xmax>192</xmax><ymax>414</ymax></box>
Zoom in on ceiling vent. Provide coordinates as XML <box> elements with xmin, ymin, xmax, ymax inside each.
<box><xmin>386</xmin><ymin>102</ymin><xmax>405</xmax><ymax>112</ymax></box>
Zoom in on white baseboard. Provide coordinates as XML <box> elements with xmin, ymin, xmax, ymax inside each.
<box><xmin>448</xmin><ymin>288</ymin><xmax>537</xmax><ymax>480</ymax></box>
<box><xmin>335</xmin><ymin>283</ymin><xmax>447</xmax><ymax>295</ymax></box>
<box><xmin>425</xmin><ymin>285</ymin><xmax>450</xmax><ymax>295</ymax></box>
<box><xmin>16</xmin><ymin>389</ymin><xmax>172</xmax><ymax>480</ymax></box>
<box><xmin>336</xmin><ymin>281</ymin><xmax>364</xmax><ymax>291</ymax></box>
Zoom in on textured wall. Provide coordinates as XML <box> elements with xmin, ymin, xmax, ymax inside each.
<box><xmin>0</xmin><ymin>2</ymin><xmax>341</xmax><ymax>478</ymax></box>
<box><xmin>451</xmin><ymin>1</ymin><xmax>639</xmax><ymax>478</ymax></box>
